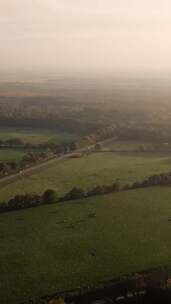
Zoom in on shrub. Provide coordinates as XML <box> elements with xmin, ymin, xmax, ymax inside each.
<box><xmin>63</xmin><ymin>187</ymin><xmax>85</xmax><ymax>201</ymax></box>
<box><xmin>0</xmin><ymin>202</ymin><xmax>8</xmax><ymax>212</ymax></box>
<box><xmin>42</xmin><ymin>189</ymin><xmax>57</xmax><ymax>204</ymax></box>
<box><xmin>8</xmin><ymin>194</ymin><xmax>41</xmax><ymax>210</ymax></box>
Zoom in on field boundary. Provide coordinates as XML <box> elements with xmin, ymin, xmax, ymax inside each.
<box><xmin>22</xmin><ymin>266</ymin><xmax>171</xmax><ymax>304</ymax></box>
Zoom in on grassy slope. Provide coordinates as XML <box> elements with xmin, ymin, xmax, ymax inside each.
<box><xmin>1</xmin><ymin>152</ymin><xmax>171</xmax><ymax>201</ymax></box>
<box><xmin>1</xmin><ymin>187</ymin><xmax>171</xmax><ymax>303</ymax></box>
<box><xmin>0</xmin><ymin>128</ymin><xmax>77</xmax><ymax>144</ymax></box>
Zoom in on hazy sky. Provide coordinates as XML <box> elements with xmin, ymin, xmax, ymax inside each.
<box><xmin>0</xmin><ymin>0</ymin><xmax>171</xmax><ymax>73</ymax></box>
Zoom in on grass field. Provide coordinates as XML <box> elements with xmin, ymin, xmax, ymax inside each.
<box><xmin>102</xmin><ymin>139</ymin><xmax>155</xmax><ymax>151</ymax></box>
<box><xmin>1</xmin><ymin>152</ymin><xmax>171</xmax><ymax>202</ymax></box>
<box><xmin>0</xmin><ymin>148</ymin><xmax>25</xmax><ymax>162</ymax></box>
<box><xmin>0</xmin><ymin>127</ymin><xmax>78</xmax><ymax>144</ymax></box>
<box><xmin>1</xmin><ymin>187</ymin><xmax>171</xmax><ymax>303</ymax></box>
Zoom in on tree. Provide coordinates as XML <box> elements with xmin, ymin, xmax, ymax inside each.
<box><xmin>6</xmin><ymin>138</ymin><xmax>24</xmax><ymax>146</ymax></box>
<box><xmin>69</xmin><ymin>142</ymin><xmax>77</xmax><ymax>151</ymax></box>
<box><xmin>8</xmin><ymin>194</ymin><xmax>41</xmax><ymax>210</ymax></box>
<box><xmin>42</xmin><ymin>189</ymin><xmax>57</xmax><ymax>204</ymax></box>
<box><xmin>0</xmin><ymin>163</ymin><xmax>11</xmax><ymax>175</ymax></box>
<box><xmin>94</xmin><ymin>143</ymin><xmax>102</xmax><ymax>151</ymax></box>
<box><xmin>7</xmin><ymin>161</ymin><xmax>18</xmax><ymax>171</ymax></box>
<box><xmin>63</xmin><ymin>187</ymin><xmax>85</xmax><ymax>201</ymax></box>
<box><xmin>0</xmin><ymin>202</ymin><xmax>8</xmax><ymax>212</ymax></box>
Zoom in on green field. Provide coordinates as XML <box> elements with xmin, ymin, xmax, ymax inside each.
<box><xmin>0</xmin><ymin>128</ymin><xmax>78</xmax><ymax>144</ymax></box>
<box><xmin>1</xmin><ymin>152</ymin><xmax>171</xmax><ymax>202</ymax></box>
<box><xmin>103</xmin><ymin>139</ymin><xmax>156</xmax><ymax>151</ymax></box>
<box><xmin>0</xmin><ymin>148</ymin><xmax>25</xmax><ymax>162</ymax></box>
<box><xmin>103</xmin><ymin>139</ymin><xmax>171</xmax><ymax>153</ymax></box>
<box><xmin>1</xmin><ymin>187</ymin><xmax>171</xmax><ymax>303</ymax></box>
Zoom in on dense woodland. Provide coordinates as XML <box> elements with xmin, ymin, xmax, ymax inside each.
<box><xmin>1</xmin><ymin>84</ymin><xmax>171</xmax><ymax>142</ymax></box>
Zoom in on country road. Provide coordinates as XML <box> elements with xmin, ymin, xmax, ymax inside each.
<box><xmin>0</xmin><ymin>143</ymin><xmax>97</xmax><ymax>187</ymax></box>
<box><xmin>0</xmin><ymin>154</ymin><xmax>70</xmax><ymax>188</ymax></box>
<box><xmin>0</xmin><ymin>137</ymin><xmax>117</xmax><ymax>188</ymax></box>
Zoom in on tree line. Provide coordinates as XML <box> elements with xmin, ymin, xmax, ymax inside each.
<box><xmin>1</xmin><ymin>171</ymin><xmax>171</xmax><ymax>213</ymax></box>
<box><xmin>0</xmin><ymin>151</ymin><xmax>51</xmax><ymax>177</ymax></box>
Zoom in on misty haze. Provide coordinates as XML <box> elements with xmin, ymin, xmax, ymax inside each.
<box><xmin>1</xmin><ymin>1</ymin><xmax>171</xmax><ymax>304</ymax></box>
<box><xmin>1</xmin><ymin>0</ymin><xmax>171</xmax><ymax>73</ymax></box>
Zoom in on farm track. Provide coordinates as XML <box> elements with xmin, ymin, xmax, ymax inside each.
<box><xmin>0</xmin><ymin>139</ymin><xmax>109</xmax><ymax>188</ymax></box>
<box><xmin>0</xmin><ymin>154</ymin><xmax>69</xmax><ymax>188</ymax></box>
